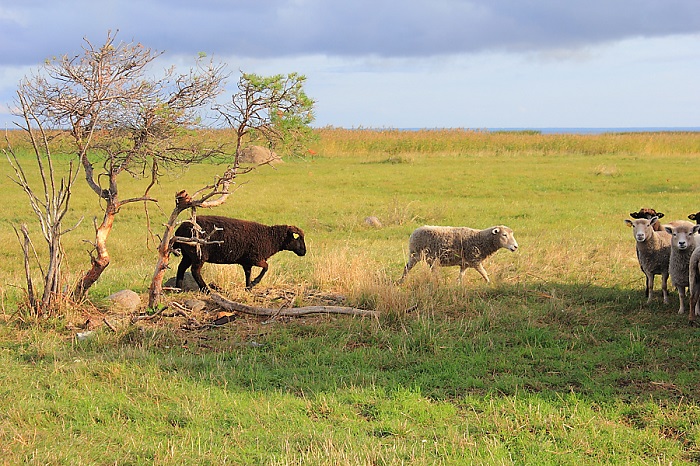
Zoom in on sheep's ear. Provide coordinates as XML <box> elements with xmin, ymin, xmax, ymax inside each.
<box><xmin>693</xmin><ymin>225</ymin><xmax>700</xmax><ymax>235</ymax></box>
<box><xmin>492</xmin><ymin>228</ymin><xmax>500</xmax><ymax>235</ymax></box>
<box><xmin>664</xmin><ymin>226</ymin><xmax>673</xmax><ymax>234</ymax></box>
<box><xmin>656</xmin><ymin>212</ymin><xmax>665</xmax><ymax>219</ymax></box>
<box><xmin>629</xmin><ymin>212</ymin><xmax>641</xmax><ymax>219</ymax></box>
<box><xmin>292</xmin><ymin>232</ymin><xmax>300</xmax><ymax>240</ymax></box>
<box><xmin>689</xmin><ymin>213</ymin><xmax>697</xmax><ymax>221</ymax></box>
<box><xmin>649</xmin><ymin>215</ymin><xmax>659</xmax><ymax>225</ymax></box>
<box><xmin>624</xmin><ymin>219</ymin><xmax>634</xmax><ymax>227</ymax></box>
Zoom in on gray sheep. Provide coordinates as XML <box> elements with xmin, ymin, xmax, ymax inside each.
<box><xmin>173</xmin><ymin>215</ymin><xmax>306</xmax><ymax>291</ymax></box>
<box><xmin>686</xmin><ymin>246</ymin><xmax>700</xmax><ymax>324</ymax></box>
<box><xmin>624</xmin><ymin>216</ymin><xmax>671</xmax><ymax>303</ymax></box>
<box><xmin>400</xmin><ymin>225</ymin><xmax>519</xmax><ymax>283</ymax></box>
<box><xmin>664</xmin><ymin>221</ymin><xmax>700</xmax><ymax>315</ymax></box>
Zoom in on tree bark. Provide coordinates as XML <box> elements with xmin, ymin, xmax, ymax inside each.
<box><xmin>16</xmin><ymin>224</ymin><xmax>37</xmax><ymax>314</ymax></box>
<box><xmin>73</xmin><ymin>204</ymin><xmax>116</xmax><ymax>299</ymax></box>
<box><xmin>147</xmin><ymin>191</ymin><xmax>192</xmax><ymax>309</ymax></box>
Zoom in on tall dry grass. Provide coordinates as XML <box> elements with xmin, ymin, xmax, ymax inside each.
<box><xmin>312</xmin><ymin>127</ymin><xmax>700</xmax><ymax>157</ymax></box>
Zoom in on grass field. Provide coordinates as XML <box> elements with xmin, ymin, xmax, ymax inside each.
<box><xmin>2</xmin><ymin>128</ymin><xmax>700</xmax><ymax>464</ymax></box>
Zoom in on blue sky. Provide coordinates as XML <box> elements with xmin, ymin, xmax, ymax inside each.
<box><xmin>1</xmin><ymin>0</ymin><xmax>699</xmax><ymax>128</ymax></box>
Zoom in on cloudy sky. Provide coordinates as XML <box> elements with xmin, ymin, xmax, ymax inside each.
<box><xmin>1</xmin><ymin>0</ymin><xmax>699</xmax><ymax>129</ymax></box>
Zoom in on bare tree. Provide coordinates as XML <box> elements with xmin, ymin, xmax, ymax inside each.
<box><xmin>17</xmin><ymin>31</ymin><xmax>227</xmax><ymax>299</ymax></box>
<box><xmin>4</xmin><ymin>92</ymin><xmax>81</xmax><ymax>316</ymax></box>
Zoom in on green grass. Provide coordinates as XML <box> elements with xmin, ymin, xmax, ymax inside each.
<box><xmin>2</xmin><ymin>129</ymin><xmax>700</xmax><ymax>464</ymax></box>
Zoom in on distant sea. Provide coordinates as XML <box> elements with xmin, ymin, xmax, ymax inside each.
<box><xmin>489</xmin><ymin>127</ymin><xmax>700</xmax><ymax>134</ymax></box>
<box><xmin>396</xmin><ymin>127</ymin><xmax>700</xmax><ymax>134</ymax></box>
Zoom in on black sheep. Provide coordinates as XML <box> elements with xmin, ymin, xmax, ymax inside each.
<box><xmin>173</xmin><ymin>215</ymin><xmax>306</xmax><ymax>291</ymax></box>
<box><xmin>630</xmin><ymin>208</ymin><xmax>665</xmax><ymax>231</ymax></box>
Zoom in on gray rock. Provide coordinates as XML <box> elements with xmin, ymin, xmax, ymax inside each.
<box><xmin>238</xmin><ymin>145</ymin><xmax>283</xmax><ymax>164</ymax></box>
<box><xmin>105</xmin><ymin>289</ymin><xmax>141</xmax><ymax>312</ymax></box>
<box><xmin>184</xmin><ymin>299</ymin><xmax>206</xmax><ymax>313</ymax></box>
<box><xmin>364</xmin><ymin>216</ymin><xmax>382</xmax><ymax>228</ymax></box>
<box><xmin>164</xmin><ymin>272</ymin><xmax>200</xmax><ymax>292</ymax></box>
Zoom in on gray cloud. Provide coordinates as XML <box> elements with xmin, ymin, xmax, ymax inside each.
<box><xmin>1</xmin><ymin>0</ymin><xmax>699</xmax><ymax>65</ymax></box>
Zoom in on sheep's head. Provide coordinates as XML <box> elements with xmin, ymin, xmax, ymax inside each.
<box><xmin>664</xmin><ymin>222</ymin><xmax>698</xmax><ymax>250</ymax></box>
<box><xmin>630</xmin><ymin>208</ymin><xmax>665</xmax><ymax>220</ymax></box>
<box><xmin>625</xmin><ymin>216</ymin><xmax>656</xmax><ymax>242</ymax></box>
<box><xmin>493</xmin><ymin>226</ymin><xmax>518</xmax><ymax>252</ymax></box>
<box><xmin>284</xmin><ymin>226</ymin><xmax>307</xmax><ymax>256</ymax></box>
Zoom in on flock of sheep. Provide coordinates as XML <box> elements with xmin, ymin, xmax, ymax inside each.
<box><xmin>171</xmin><ymin>208</ymin><xmax>700</xmax><ymax>324</ymax></box>
<box><xmin>172</xmin><ymin>216</ymin><xmax>519</xmax><ymax>292</ymax></box>
<box><xmin>625</xmin><ymin>208</ymin><xmax>700</xmax><ymax>323</ymax></box>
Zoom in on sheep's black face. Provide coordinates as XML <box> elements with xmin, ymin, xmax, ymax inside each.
<box><xmin>630</xmin><ymin>208</ymin><xmax>664</xmax><ymax>220</ymax></box>
<box><xmin>285</xmin><ymin>226</ymin><xmax>307</xmax><ymax>256</ymax></box>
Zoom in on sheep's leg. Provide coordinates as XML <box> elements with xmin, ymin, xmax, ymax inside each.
<box><xmin>645</xmin><ymin>272</ymin><xmax>654</xmax><ymax>303</ymax></box>
<box><xmin>175</xmin><ymin>255</ymin><xmax>192</xmax><ymax>291</ymax></box>
<box><xmin>644</xmin><ymin>269</ymin><xmax>650</xmax><ymax>300</ymax></box>
<box><xmin>248</xmin><ymin>260</ymin><xmax>269</xmax><ymax>290</ymax></box>
<box><xmin>458</xmin><ymin>266</ymin><xmax>467</xmax><ymax>284</ymax></box>
<box><xmin>689</xmin><ymin>265</ymin><xmax>700</xmax><ymax>320</ymax></box>
<box><xmin>242</xmin><ymin>266</ymin><xmax>252</xmax><ymax>289</ymax></box>
<box><xmin>190</xmin><ymin>262</ymin><xmax>209</xmax><ymax>292</ymax></box>
<box><xmin>399</xmin><ymin>255</ymin><xmax>419</xmax><ymax>283</ymax></box>
<box><xmin>690</xmin><ymin>290</ymin><xmax>698</xmax><ymax>324</ymax></box>
<box><xmin>677</xmin><ymin>285</ymin><xmax>686</xmax><ymax>315</ymax></box>
<box><xmin>475</xmin><ymin>263</ymin><xmax>490</xmax><ymax>283</ymax></box>
<box><xmin>661</xmin><ymin>272</ymin><xmax>669</xmax><ymax>304</ymax></box>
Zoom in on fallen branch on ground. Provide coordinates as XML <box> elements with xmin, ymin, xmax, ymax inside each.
<box><xmin>210</xmin><ymin>293</ymin><xmax>379</xmax><ymax>322</ymax></box>
<box><xmin>131</xmin><ymin>304</ymin><xmax>191</xmax><ymax>322</ymax></box>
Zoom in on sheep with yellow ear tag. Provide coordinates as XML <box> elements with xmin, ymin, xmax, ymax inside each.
<box><xmin>173</xmin><ymin>216</ymin><xmax>306</xmax><ymax>291</ymax></box>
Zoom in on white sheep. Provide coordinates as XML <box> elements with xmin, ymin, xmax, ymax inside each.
<box><xmin>663</xmin><ymin>221</ymin><xmax>700</xmax><ymax>315</ymax></box>
<box><xmin>400</xmin><ymin>225</ymin><xmax>518</xmax><ymax>283</ymax></box>
<box><xmin>624</xmin><ymin>216</ymin><xmax>671</xmax><ymax>304</ymax></box>
<box><xmin>686</xmin><ymin>246</ymin><xmax>700</xmax><ymax>324</ymax></box>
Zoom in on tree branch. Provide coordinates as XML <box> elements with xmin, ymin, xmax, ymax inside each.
<box><xmin>210</xmin><ymin>293</ymin><xmax>379</xmax><ymax>320</ymax></box>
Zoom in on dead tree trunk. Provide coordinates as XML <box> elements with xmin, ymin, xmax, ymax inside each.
<box><xmin>16</xmin><ymin>224</ymin><xmax>38</xmax><ymax>313</ymax></box>
<box><xmin>73</xmin><ymin>166</ymin><xmax>156</xmax><ymax>299</ymax></box>
<box><xmin>5</xmin><ymin>100</ymin><xmax>81</xmax><ymax>316</ymax></box>
<box><xmin>210</xmin><ymin>293</ymin><xmax>379</xmax><ymax>320</ymax></box>
<box><xmin>148</xmin><ymin>191</ymin><xmax>193</xmax><ymax>308</ymax></box>
<box><xmin>74</xmin><ymin>202</ymin><xmax>117</xmax><ymax>299</ymax></box>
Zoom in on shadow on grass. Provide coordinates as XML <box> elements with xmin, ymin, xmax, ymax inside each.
<box><xmin>118</xmin><ymin>280</ymin><xmax>700</xmax><ymax>406</ymax></box>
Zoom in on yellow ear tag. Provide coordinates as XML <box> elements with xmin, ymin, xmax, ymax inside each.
<box><xmin>293</xmin><ymin>233</ymin><xmax>300</xmax><ymax>240</ymax></box>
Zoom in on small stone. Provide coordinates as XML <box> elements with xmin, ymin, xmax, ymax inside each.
<box><xmin>184</xmin><ymin>299</ymin><xmax>206</xmax><ymax>313</ymax></box>
<box><xmin>164</xmin><ymin>272</ymin><xmax>200</xmax><ymax>292</ymax></box>
<box><xmin>364</xmin><ymin>216</ymin><xmax>382</xmax><ymax>228</ymax></box>
<box><xmin>105</xmin><ymin>289</ymin><xmax>141</xmax><ymax>312</ymax></box>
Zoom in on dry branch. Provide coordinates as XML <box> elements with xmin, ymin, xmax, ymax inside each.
<box><xmin>210</xmin><ymin>293</ymin><xmax>379</xmax><ymax>321</ymax></box>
